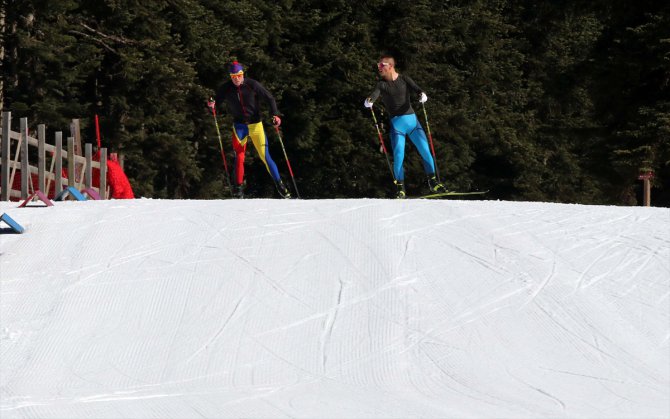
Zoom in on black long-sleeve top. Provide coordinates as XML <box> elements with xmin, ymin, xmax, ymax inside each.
<box><xmin>369</xmin><ymin>74</ymin><xmax>423</xmax><ymax>117</ymax></box>
<box><xmin>214</xmin><ymin>78</ymin><xmax>280</xmax><ymax>124</ymax></box>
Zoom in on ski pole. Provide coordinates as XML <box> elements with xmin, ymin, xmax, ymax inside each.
<box><xmin>207</xmin><ymin>98</ymin><xmax>234</xmax><ymax>198</ymax></box>
<box><xmin>369</xmin><ymin>106</ymin><xmax>395</xmax><ymax>182</ymax></box>
<box><xmin>273</xmin><ymin>125</ymin><xmax>301</xmax><ymax>199</ymax></box>
<box><xmin>421</xmin><ymin>102</ymin><xmax>441</xmax><ymax>182</ymax></box>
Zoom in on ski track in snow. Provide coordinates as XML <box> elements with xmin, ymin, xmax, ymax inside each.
<box><xmin>0</xmin><ymin>198</ymin><xmax>668</xmax><ymax>418</ymax></box>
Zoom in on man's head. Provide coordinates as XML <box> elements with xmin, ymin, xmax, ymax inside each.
<box><xmin>229</xmin><ymin>61</ymin><xmax>245</xmax><ymax>86</ymax></box>
<box><xmin>377</xmin><ymin>55</ymin><xmax>396</xmax><ymax>79</ymax></box>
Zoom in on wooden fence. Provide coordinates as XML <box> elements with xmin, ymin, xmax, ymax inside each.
<box><xmin>0</xmin><ymin>111</ymin><xmax>107</xmax><ymax>201</ymax></box>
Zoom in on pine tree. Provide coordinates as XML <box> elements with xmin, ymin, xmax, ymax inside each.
<box><xmin>253</xmin><ymin>0</ymin><xmax>385</xmax><ymax>197</ymax></box>
<box><xmin>1</xmin><ymin>0</ymin><xmax>666</xmax><ymax>203</ymax></box>
<box><xmin>510</xmin><ymin>1</ymin><xmax>608</xmax><ymax>203</ymax></box>
<box><xmin>1</xmin><ymin>0</ymin><xmax>98</xmax><ymax>126</ymax></box>
<box><xmin>72</xmin><ymin>0</ymin><xmax>204</xmax><ymax>198</ymax></box>
<box><xmin>589</xmin><ymin>1</ymin><xmax>670</xmax><ymax>205</ymax></box>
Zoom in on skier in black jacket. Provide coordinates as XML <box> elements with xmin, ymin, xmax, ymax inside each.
<box><xmin>214</xmin><ymin>61</ymin><xmax>290</xmax><ymax>198</ymax></box>
<box><xmin>364</xmin><ymin>55</ymin><xmax>447</xmax><ymax>199</ymax></box>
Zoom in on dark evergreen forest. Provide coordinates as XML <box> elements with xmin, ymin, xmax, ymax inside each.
<box><xmin>1</xmin><ymin>0</ymin><xmax>668</xmax><ymax>204</ymax></box>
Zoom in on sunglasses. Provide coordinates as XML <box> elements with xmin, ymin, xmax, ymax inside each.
<box><xmin>230</xmin><ymin>73</ymin><xmax>244</xmax><ymax>79</ymax></box>
<box><xmin>377</xmin><ymin>62</ymin><xmax>392</xmax><ymax>70</ymax></box>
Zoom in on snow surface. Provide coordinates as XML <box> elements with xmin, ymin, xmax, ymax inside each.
<box><xmin>1</xmin><ymin>198</ymin><xmax>668</xmax><ymax>419</ymax></box>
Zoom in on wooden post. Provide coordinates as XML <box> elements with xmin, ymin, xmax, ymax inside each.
<box><xmin>70</xmin><ymin>119</ymin><xmax>83</xmax><ymax>181</ymax></box>
<box><xmin>100</xmin><ymin>148</ymin><xmax>107</xmax><ymax>199</ymax></box>
<box><xmin>85</xmin><ymin>143</ymin><xmax>92</xmax><ymax>189</ymax></box>
<box><xmin>8</xmin><ymin>126</ymin><xmax>20</xmax><ymax>195</ymax></box>
<box><xmin>1</xmin><ymin>111</ymin><xmax>10</xmax><ymax>201</ymax></box>
<box><xmin>67</xmin><ymin>137</ymin><xmax>75</xmax><ymax>188</ymax></box>
<box><xmin>20</xmin><ymin>117</ymin><xmax>29</xmax><ymax>199</ymax></box>
<box><xmin>70</xmin><ymin>118</ymin><xmax>82</xmax><ymax>156</ymax></box>
<box><xmin>644</xmin><ymin>178</ymin><xmax>651</xmax><ymax>207</ymax></box>
<box><xmin>0</xmin><ymin>4</ymin><xmax>5</xmax><ymax>113</ymax></box>
<box><xmin>638</xmin><ymin>171</ymin><xmax>654</xmax><ymax>207</ymax></box>
<box><xmin>55</xmin><ymin>132</ymin><xmax>63</xmax><ymax>194</ymax></box>
<box><xmin>38</xmin><ymin>124</ymin><xmax>46</xmax><ymax>192</ymax></box>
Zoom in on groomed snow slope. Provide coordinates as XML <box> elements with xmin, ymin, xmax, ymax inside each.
<box><xmin>1</xmin><ymin>198</ymin><xmax>668</xmax><ymax>418</ymax></box>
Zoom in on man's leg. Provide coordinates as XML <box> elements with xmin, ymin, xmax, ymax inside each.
<box><xmin>407</xmin><ymin>116</ymin><xmax>447</xmax><ymax>193</ymax></box>
<box><xmin>390</xmin><ymin>118</ymin><xmax>408</xmax><ymax>182</ymax></box>
<box><xmin>247</xmin><ymin>122</ymin><xmax>281</xmax><ymax>181</ymax></box>
<box><xmin>407</xmin><ymin>117</ymin><xmax>437</xmax><ymax>175</ymax></box>
<box><xmin>247</xmin><ymin>122</ymin><xmax>291</xmax><ymax>198</ymax></box>
<box><xmin>232</xmin><ymin>123</ymin><xmax>249</xmax><ymax>196</ymax></box>
<box><xmin>390</xmin><ymin>117</ymin><xmax>409</xmax><ymax>198</ymax></box>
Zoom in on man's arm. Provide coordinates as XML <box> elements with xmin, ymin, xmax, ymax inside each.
<box><xmin>213</xmin><ymin>82</ymin><xmax>229</xmax><ymax>111</ymax></box>
<box><xmin>252</xmin><ymin>79</ymin><xmax>280</xmax><ymax>116</ymax></box>
<box><xmin>368</xmin><ymin>82</ymin><xmax>382</xmax><ymax>103</ymax></box>
<box><xmin>402</xmin><ymin>75</ymin><xmax>423</xmax><ymax>95</ymax></box>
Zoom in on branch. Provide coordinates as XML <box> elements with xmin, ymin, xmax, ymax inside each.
<box><xmin>68</xmin><ymin>30</ymin><xmax>118</xmax><ymax>54</ymax></box>
<box><xmin>77</xmin><ymin>22</ymin><xmax>138</xmax><ymax>46</ymax></box>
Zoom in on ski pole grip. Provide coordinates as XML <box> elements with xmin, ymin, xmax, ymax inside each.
<box><xmin>207</xmin><ymin>97</ymin><xmax>216</xmax><ymax>114</ymax></box>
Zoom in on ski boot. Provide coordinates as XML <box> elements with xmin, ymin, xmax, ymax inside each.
<box><xmin>395</xmin><ymin>181</ymin><xmax>407</xmax><ymax>199</ymax></box>
<box><xmin>427</xmin><ymin>175</ymin><xmax>448</xmax><ymax>193</ymax></box>
<box><xmin>275</xmin><ymin>180</ymin><xmax>292</xmax><ymax>199</ymax></box>
<box><xmin>233</xmin><ymin>182</ymin><xmax>245</xmax><ymax>199</ymax></box>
